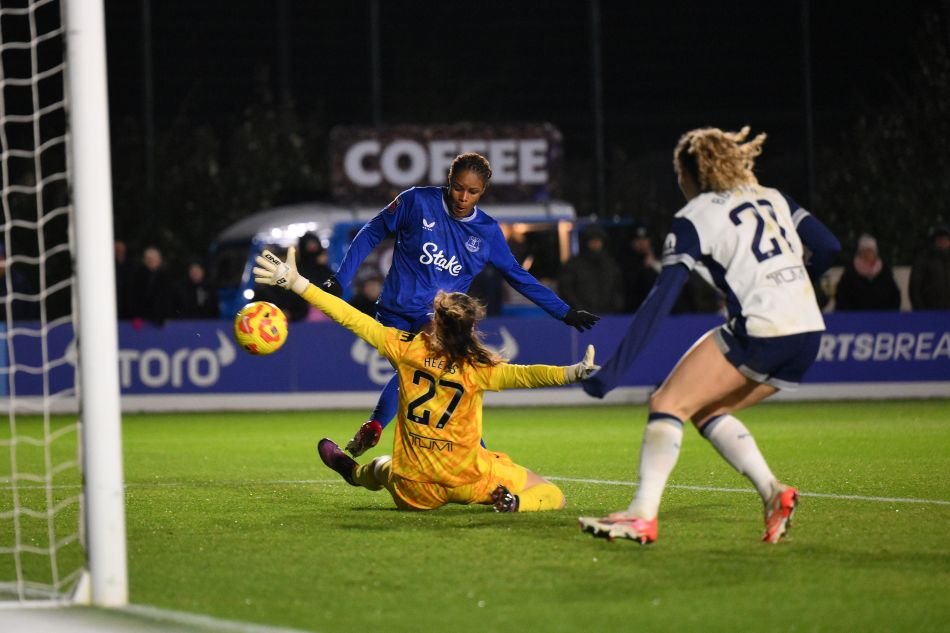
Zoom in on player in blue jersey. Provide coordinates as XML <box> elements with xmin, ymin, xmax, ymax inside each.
<box><xmin>577</xmin><ymin>126</ymin><xmax>840</xmax><ymax>545</ymax></box>
<box><xmin>319</xmin><ymin>152</ymin><xmax>599</xmax><ymax>456</ymax></box>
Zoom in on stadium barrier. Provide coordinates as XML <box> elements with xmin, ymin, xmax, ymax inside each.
<box><xmin>2</xmin><ymin>311</ymin><xmax>947</xmax><ymax>412</ymax></box>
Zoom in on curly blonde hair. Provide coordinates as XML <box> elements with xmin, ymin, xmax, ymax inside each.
<box><xmin>426</xmin><ymin>291</ymin><xmax>501</xmax><ymax>371</ymax></box>
<box><xmin>674</xmin><ymin>126</ymin><xmax>766</xmax><ymax>193</ymax></box>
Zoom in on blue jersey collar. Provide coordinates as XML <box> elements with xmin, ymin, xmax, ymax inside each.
<box><xmin>440</xmin><ymin>188</ymin><xmax>479</xmax><ymax>223</ymax></box>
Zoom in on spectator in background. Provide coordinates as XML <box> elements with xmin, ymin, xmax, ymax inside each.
<box><xmin>114</xmin><ymin>239</ymin><xmax>134</xmax><ymax>319</ymax></box>
<box><xmin>834</xmin><ymin>234</ymin><xmax>901</xmax><ymax>311</ymax></box>
<box><xmin>619</xmin><ymin>226</ymin><xmax>660</xmax><ymax>313</ymax></box>
<box><xmin>909</xmin><ymin>224</ymin><xmax>950</xmax><ymax>310</ymax></box>
<box><xmin>174</xmin><ymin>260</ymin><xmax>219</xmax><ymax>319</ymax></box>
<box><xmin>349</xmin><ymin>274</ymin><xmax>383</xmax><ymax>316</ymax></box>
<box><xmin>128</xmin><ymin>245</ymin><xmax>175</xmax><ymax>326</ymax></box>
<box><xmin>274</xmin><ymin>232</ymin><xmax>334</xmax><ymax>321</ymax></box>
<box><xmin>297</xmin><ymin>232</ymin><xmax>333</xmax><ymax>283</ymax></box>
<box><xmin>558</xmin><ymin>224</ymin><xmax>623</xmax><ymax>314</ymax></box>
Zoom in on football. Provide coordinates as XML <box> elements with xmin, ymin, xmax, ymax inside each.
<box><xmin>233</xmin><ymin>301</ymin><xmax>289</xmax><ymax>355</ymax></box>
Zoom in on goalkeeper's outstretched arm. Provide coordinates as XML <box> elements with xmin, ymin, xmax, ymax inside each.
<box><xmin>491</xmin><ymin>344</ymin><xmax>600</xmax><ymax>389</ymax></box>
<box><xmin>255</xmin><ymin>249</ymin><xmax>599</xmax><ymax>384</ymax></box>
<box><xmin>253</xmin><ymin>248</ymin><xmax>386</xmax><ymax>347</ymax></box>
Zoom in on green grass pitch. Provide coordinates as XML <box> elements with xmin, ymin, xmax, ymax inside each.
<box><xmin>4</xmin><ymin>399</ymin><xmax>950</xmax><ymax>632</ymax></box>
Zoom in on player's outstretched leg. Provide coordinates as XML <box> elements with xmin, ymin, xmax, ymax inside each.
<box><xmin>491</xmin><ymin>479</ymin><xmax>564</xmax><ymax>513</ymax></box>
<box><xmin>345</xmin><ymin>420</ymin><xmax>383</xmax><ymax>457</ymax></box>
<box><xmin>579</xmin><ymin>413</ymin><xmax>679</xmax><ymax>543</ymax></box>
<box><xmin>700</xmin><ymin>414</ymin><xmax>798</xmax><ymax>542</ymax></box>
<box><xmin>345</xmin><ymin>374</ymin><xmax>399</xmax><ymax>456</ymax></box>
<box><xmin>317</xmin><ymin>438</ymin><xmax>358</xmax><ymax>486</ymax></box>
<box><xmin>370</xmin><ymin>372</ymin><xmax>400</xmax><ymax>425</ymax></box>
<box><xmin>762</xmin><ymin>484</ymin><xmax>798</xmax><ymax>543</ymax></box>
<box><xmin>577</xmin><ymin>513</ymin><xmax>658</xmax><ymax>544</ymax></box>
<box><xmin>491</xmin><ymin>485</ymin><xmax>519</xmax><ymax>512</ymax></box>
<box><xmin>318</xmin><ymin>438</ymin><xmax>393</xmax><ymax>493</ymax></box>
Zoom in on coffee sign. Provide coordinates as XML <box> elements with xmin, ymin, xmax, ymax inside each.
<box><xmin>330</xmin><ymin>122</ymin><xmax>563</xmax><ymax>204</ymax></box>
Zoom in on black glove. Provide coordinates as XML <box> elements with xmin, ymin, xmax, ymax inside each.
<box><xmin>563</xmin><ymin>308</ymin><xmax>600</xmax><ymax>332</ymax></box>
<box><xmin>321</xmin><ymin>275</ymin><xmax>343</xmax><ymax>297</ymax></box>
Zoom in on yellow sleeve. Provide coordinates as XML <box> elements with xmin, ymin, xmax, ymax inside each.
<box><xmin>486</xmin><ymin>362</ymin><xmax>570</xmax><ymax>391</ymax></box>
<box><xmin>298</xmin><ymin>284</ymin><xmax>388</xmax><ymax>350</ymax></box>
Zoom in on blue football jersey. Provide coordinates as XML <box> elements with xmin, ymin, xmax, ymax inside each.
<box><xmin>334</xmin><ymin>186</ymin><xmax>569</xmax><ymax>327</ymax></box>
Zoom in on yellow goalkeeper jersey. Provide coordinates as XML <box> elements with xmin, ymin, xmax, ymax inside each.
<box><xmin>299</xmin><ymin>285</ymin><xmax>570</xmax><ymax>488</ymax></box>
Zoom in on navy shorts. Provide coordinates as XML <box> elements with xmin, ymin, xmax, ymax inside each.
<box><xmin>376</xmin><ymin>307</ymin><xmax>431</xmax><ymax>333</ymax></box>
<box><xmin>713</xmin><ymin>326</ymin><xmax>821</xmax><ymax>390</ymax></box>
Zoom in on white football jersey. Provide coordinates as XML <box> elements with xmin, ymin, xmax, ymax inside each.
<box><xmin>661</xmin><ymin>185</ymin><xmax>825</xmax><ymax>337</ymax></box>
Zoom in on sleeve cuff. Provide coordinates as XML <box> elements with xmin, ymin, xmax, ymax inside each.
<box><xmin>291</xmin><ymin>275</ymin><xmax>310</xmax><ymax>295</ymax></box>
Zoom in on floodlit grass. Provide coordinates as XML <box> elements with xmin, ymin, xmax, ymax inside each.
<box><xmin>4</xmin><ymin>400</ymin><xmax>950</xmax><ymax>631</ymax></box>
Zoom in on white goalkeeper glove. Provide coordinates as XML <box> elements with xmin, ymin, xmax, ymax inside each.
<box><xmin>565</xmin><ymin>344</ymin><xmax>599</xmax><ymax>383</ymax></box>
<box><xmin>253</xmin><ymin>247</ymin><xmax>310</xmax><ymax>295</ymax></box>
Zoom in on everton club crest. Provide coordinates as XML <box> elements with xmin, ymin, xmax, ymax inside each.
<box><xmin>465</xmin><ymin>236</ymin><xmax>482</xmax><ymax>253</ymax></box>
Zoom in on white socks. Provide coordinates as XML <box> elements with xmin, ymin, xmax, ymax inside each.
<box><xmin>626</xmin><ymin>412</ymin><xmax>780</xmax><ymax>519</ymax></box>
<box><xmin>702</xmin><ymin>414</ymin><xmax>776</xmax><ymax>501</ymax></box>
<box><xmin>626</xmin><ymin>413</ymin><xmax>684</xmax><ymax>519</ymax></box>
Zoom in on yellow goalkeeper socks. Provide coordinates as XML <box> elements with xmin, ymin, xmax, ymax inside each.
<box><xmin>515</xmin><ymin>483</ymin><xmax>565</xmax><ymax>511</ymax></box>
<box><xmin>351</xmin><ymin>456</ymin><xmax>391</xmax><ymax>491</ymax></box>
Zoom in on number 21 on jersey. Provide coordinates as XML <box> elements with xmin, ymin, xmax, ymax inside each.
<box><xmin>729</xmin><ymin>199</ymin><xmax>795</xmax><ymax>263</ymax></box>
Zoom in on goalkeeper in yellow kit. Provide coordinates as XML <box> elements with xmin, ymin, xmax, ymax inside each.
<box><xmin>254</xmin><ymin>248</ymin><xmax>598</xmax><ymax>512</ymax></box>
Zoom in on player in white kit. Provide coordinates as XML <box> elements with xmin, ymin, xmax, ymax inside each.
<box><xmin>579</xmin><ymin>126</ymin><xmax>841</xmax><ymax>544</ymax></box>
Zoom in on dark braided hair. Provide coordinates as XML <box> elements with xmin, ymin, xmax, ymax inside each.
<box><xmin>447</xmin><ymin>152</ymin><xmax>492</xmax><ymax>185</ymax></box>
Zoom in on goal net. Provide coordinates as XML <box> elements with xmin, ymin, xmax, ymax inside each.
<box><xmin>1</xmin><ymin>0</ymin><xmax>126</xmax><ymax>606</ymax></box>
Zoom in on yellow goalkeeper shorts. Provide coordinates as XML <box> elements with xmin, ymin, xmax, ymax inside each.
<box><xmin>388</xmin><ymin>449</ymin><xmax>529</xmax><ymax>511</ymax></box>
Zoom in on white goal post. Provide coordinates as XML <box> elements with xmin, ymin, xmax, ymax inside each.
<box><xmin>66</xmin><ymin>0</ymin><xmax>128</xmax><ymax>608</ymax></box>
<box><xmin>0</xmin><ymin>0</ymin><xmax>127</xmax><ymax>608</ymax></box>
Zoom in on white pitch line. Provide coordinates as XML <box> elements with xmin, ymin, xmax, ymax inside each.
<box><xmin>0</xmin><ymin>479</ymin><xmax>341</xmax><ymax>491</ymax></box>
<box><xmin>0</xmin><ymin>604</ymin><xmax>320</xmax><ymax>633</ymax></box>
<box><xmin>3</xmin><ymin>477</ymin><xmax>949</xmax><ymax>506</ymax></box>
<box><xmin>124</xmin><ymin>603</ymin><xmax>318</xmax><ymax>633</ymax></box>
<box><xmin>547</xmin><ymin>475</ymin><xmax>950</xmax><ymax>506</ymax></box>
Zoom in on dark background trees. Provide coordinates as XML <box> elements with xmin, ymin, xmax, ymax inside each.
<box><xmin>815</xmin><ymin>14</ymin><xmax>950</xmax><ymax>264</ymax></box>
<box><xmin>102</xmin><ymin>1</ymin><xmax>950</xmax><ymax>269</ymax></box>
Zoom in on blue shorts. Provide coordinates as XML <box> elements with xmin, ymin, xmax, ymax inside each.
<box><xmin>376</xmin><ymin>306</ymin><xmax>432</xmax><ymax>333</ymax></box>
<box><xmin>713</xmin><ymin>326</ymin><xmax>821</xmax><ymax>390</ymax></box>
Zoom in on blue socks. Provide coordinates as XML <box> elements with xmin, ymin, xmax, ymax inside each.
<box><xmin>371</xmin><ymin>373</ymin><xmax>400</xmax><ymax>429</ymax></box>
